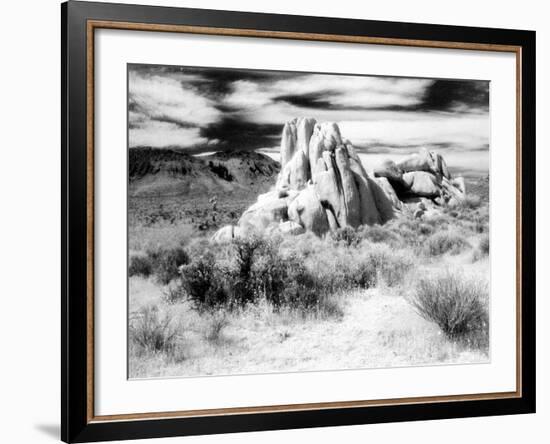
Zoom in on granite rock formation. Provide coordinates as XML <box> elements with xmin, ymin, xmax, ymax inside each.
<box><xmin>213</xmin><ymin>118</ymin><xmax>467</xmax><ymax>241</ymax></box>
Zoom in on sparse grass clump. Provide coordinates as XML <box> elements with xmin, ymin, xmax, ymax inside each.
<box><xmin>129</xmin><ymin>305</ymin><xmax>179</xmax><ymax>354</ymax></box>
<box><xmin>410</xmin><ymin>271</ymin><xmax>489</xmax><ymax>349</ymax></box>
<box><xmin>424</xmin><ymin>231</ymin><xmax>470</xmax><ymax>256</ymax></box>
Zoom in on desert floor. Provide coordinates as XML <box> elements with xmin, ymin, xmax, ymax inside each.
<box><xmin>128</xmin><ymin>176</ymin><xmax>490</xmax><ymax>379</ymax></box>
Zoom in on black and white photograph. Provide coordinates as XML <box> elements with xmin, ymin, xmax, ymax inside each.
<box><xmin>127</xmin><ymin>64</ymin><xmax>490</xmax><ymax>379</ymax></box>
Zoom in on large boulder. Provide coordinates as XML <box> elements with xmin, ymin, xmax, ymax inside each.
<box><xmin>314</xmin><ymin>151</ymin><xmax>344</xmax><ymax>223</ymax></box>
<box><xmin>374</xmin><ymin>159</ymin><xmax>404</xmax><ymax>183</ymax></box>
<box><xmin>211</xmin><ymin>225</ymin><xmax>242</xmax><ymax>243</ymax></box>
<box><xmin>238</xmin><ymin>196</ymin><xmax>289</xmax><ymax>233</ymax></box>
<box><xmin>402</xmin><ymin>171</ymin><xmax>441</xmax><ymax>198</ymax></box>
<box><xmin>368</xmin><ymin>177</ymin><xmax>396</xmax><ymax>223</ymax></box>
<box><xmin>442</xmin><ymin>176</ymin><xmax>466</xmax><ymax>205</ymax></box>
<box><xmin>296</xmin><ymin>117</ymin><xmax>317</xmax><ymax>155</ymax></box>
<box><xmin>280</xmin><ymin>120</ymin><xmax>298</xmax><ymax>168</ymax></box>
<box><xmin>278</xmin><ymin>220</ymin><xmax>306</xmax><ymax>236</ymax></box>
<box><xmin>277</xmin><ymin>118</ymin><xmax>319</xmax><ymax>191</ymax></box>
<box><xmin>308</xmin><ymin>122</ymin><xmax>343</xmax><ymax>177</ymax></box>
<box><xmin>374</xmin><ymin>177</ymin><xmax>403</xmax><ymax>212</ymax></box>
<box><xmin>232</xmin><ymin>119</ymin><xmax>466</xmax><ymax>238</ymax></box>
<box><xmin>397</xmin><ymin>148</ymin><xmax>451</xmax><ymax>179</ymax></box>
<box><xmin>288</xmin><ymin>186</ymin><xmax>330</xmax><ymax>236</ymax></box>
<box><xmin>335</xmin><ymin>146</ymin><xmax>361</xmax><ymax>227</ymax></box>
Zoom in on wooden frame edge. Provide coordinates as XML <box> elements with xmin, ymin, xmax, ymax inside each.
<box><xmin>84</xmin><ymin>18</ymin><xmax>525</xmax><ymax>426</ymax></box>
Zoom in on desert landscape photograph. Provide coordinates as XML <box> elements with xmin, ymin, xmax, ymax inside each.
<box><xmin>127</xmin><ymin>64</ymin><xmax>490</xmax><ymax>379</ymax></box>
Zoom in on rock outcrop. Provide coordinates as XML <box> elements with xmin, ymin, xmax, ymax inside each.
<box><xmin>396</xmin><ymin>147</ymin><xmax>450</xmax><ymax>180</ymax></box>
<box><xmin>212</xmin><ymin>118</ymin><xmax>467</xmax><ymax>241</ymax></box>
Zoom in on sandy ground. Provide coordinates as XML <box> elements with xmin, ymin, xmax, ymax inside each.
<box><xmin>129</xmin><ymin>257</ymin><xmax>489</xmax><ymax>379</ymax></box>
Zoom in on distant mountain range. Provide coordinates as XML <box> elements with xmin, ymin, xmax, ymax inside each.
<box><xmin>129</xmin><ymin>148</ymin><xmax>280</xmax><ymax>198</ymax></box>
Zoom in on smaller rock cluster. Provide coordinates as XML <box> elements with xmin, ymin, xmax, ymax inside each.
<box><xmin>212</xmin><ymin>118</ymin><xmax>467</xmax><ymax>242</ymax></box>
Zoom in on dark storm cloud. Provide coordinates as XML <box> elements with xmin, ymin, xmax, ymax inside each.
<box><xmin>128</xmin><ymin>64</ymin><xmax>490</xmax><ymax>155</ymax></box>
<box><xmin>200</xmin><ymin>117</ymin><xmax>282</xmax><ymax>151</ymax></box>
<box><xmin>419</xmin><ymin>80</ymin><xmax>489</xmax><ymax>113</ymax></box>
<box><xmin>275</xmin><ymin>92</ymin><xmax>340</xmax><ymax>110</ymax></box>
<box><xmin>274</xmin><ymin>80</ymin><xmax>489</xmax><ymax>114</ymax></box>
<box><xmin>129</xmin><ymin>63</ymin><xmax>298</xmax><ymax>97</ymax></box>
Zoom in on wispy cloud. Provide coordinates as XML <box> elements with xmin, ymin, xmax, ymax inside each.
<box><xmin>128</xmin><ymin>70</ymin><xmax>222</xmax><ymax>147</ymax></box>
<box><xmin>129</xmin><ymin>121</ymin><xmax>207</xmax><ymax>148</ymax></box>
<box><xmin>128</xmin><ymin>64</ymin><xmax>490</xmax><ymax>174</ymax></box>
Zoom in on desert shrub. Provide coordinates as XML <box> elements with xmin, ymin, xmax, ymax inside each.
<box><xmin>458</xmin><ymin>194</ymin><xmax>482</xmax><ymax>210</ymax></box>
<box><xmin>315</xmin><ymin>294</ymin><xmax>345</xmax><ymax>319</ymax></box>
<box><xmin>228</xmin><ymin>236</ymin><xmax>266</xmax><ymax>304</ymax></box>
<box><xmin>279</xmin><ymin>265</ymin><xmax>327</xmax><ymax>309</ymax></box>
<box><xmin>285</xmin><ymin>231</ymin><xmax>327</xmax><ymax>259</ymax></box>
<box><xmin>251</xmin><ymin>240</ymin><xmax>327</xmax><ymax>309</ymax></box>
<box><xmin>162</xmin><ymin>284</ymin><xmax>186</xmax><ymax>304</ymax></box>
<box><xmin>358</xmin><ymin>225</ymin><xmax>401</xmax><ymax>245</ymax></box>
<box><xmin>253</xmin><ymin>245</ymin><xmax>297</xmax><ymax>305</ymax></box>
<box><xmin>422</xmin><ymin>214</ymin><xmax>451</xmax><ymax>231</ymax></box>
<box><xmin>410</xmin><ymin>271</ymin><xmax>489</xmax><ymax>347</ymax></box>
<box><xmin>366</xmin><ymin>244</ymin><xmax>414</xmax><ymax>287</ymax></box>
<box><xmin>178</xmin><ymin>237</ymin><xmax>266</xmax><ymax>310</ymax></box>
<box><xmin>178</xmin><ymin>233</ymin><xmax>411</xmax><ymax>314</ymax></box>
<box><xmin>331</xmin><ymin>226</ymin><xmax>361</xmax><ymax>247</ymax></box>
<box><xmin>311</xmin><ymin>249</ymin><xmax>377</xmax><ymax>293</ymax></box>
<box><xmin>204</xmin><ymin>311</ymin><xmax>229</xmax><ymax>343</ymax></box>
<box><xmin>382</xmin><ymin>218</ymin><xmax>437</xmax><ymax>249</ymax></box>
<box><xmin>129</xmin><ymin>305</ymin><xmax>179</xmax><ymax>353</ymax></box>
<box><xmin>424</xmin><ymin>231</ymin><xmax>470</xmax><ymax>256</ymax></box>
<box><xmin>129</xmin><ymin>255</ymin><xmax>153</xmax><ymax>278</ymax></box>
<box><xmin>145</xmin><ymin>247</ymin><xmax>190</xmax><ymax>285</ymax></box>
<box><xmin>418</xmin><ymin>223</ymin><xmax>434</xmax><ymax>236</ymax></box>
<box><xmin>179</xmin><ymin>253</ymin><xmax>229</xmax><ymax>309</ymax></box>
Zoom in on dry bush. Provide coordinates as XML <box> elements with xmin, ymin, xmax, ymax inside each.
<box><xmin>204</xmin><ymin>311</ymin><xmax>229</xmax><ymax>343</ymax></box>
<box><xmin>281</xmin><ymin>231</ymin><xmax>326</xmax><ymax>259</ymax></box>
<box><xmin>129</xmin><ymin>255</ymin><xmax>153</xmax><ymax>278</ymax></box>
<box><xmin>458</xmin><ymin>194</ymin><xmax>482</xmax><ymax>210</ymax></box>
<box><xmin>424</xmin><ymin>231</ymin><xmax>470</xmax><ymax>256</ymax></box>
<box><xmin>129</xmin><ymin>305</ymin><xmax>179</xmax><ymax>354</ymax></box>
<box><xmin>177</xmin><ymin>230</ymin><xmax>413</xmax><ymax>316</ymax></box>
<box><xmin>358</xmin><ymin>224</ymin><xmax>402</xmax><ymax>246</ymax></box>
<box><xmin>309</xmin><ymin>248</ymin><xmax>376</xmax><ymax>292</ymax></box>
<box><xmin>382</xmin><ymin>217</ymin><xmax>439</xmax><ymax>250</ymax></box>
<box><xmin>410</xmin><ymin>271</ymin><xmax>489</xmax><ymax>349</ymax></box>
<box><xmin>179</xmin><ymin>253</ymin><xmax>229</xmax><ymax>309</ymax></box>
<box><xmin>146</xmin><ymin>247</ymin><xmax>190</xmax><ymax>285</ymax></box>
<box><xmin>331</xmin><ymin>226</ymin><xmax>362</xmax><ymax>247</ymax></box>
<box><xmin>366</xmin><ymin>243</ymin><xmax>415</xmax><ymax>287</ymax></box>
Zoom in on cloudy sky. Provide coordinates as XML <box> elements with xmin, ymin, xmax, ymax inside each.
<box><xmin>128</xmin><ymin>64</ymin><xmax>490</xmax><ymax>174</ymax></box>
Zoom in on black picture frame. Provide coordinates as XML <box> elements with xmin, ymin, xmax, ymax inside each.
<box><xmin>61</xmin><ymin>1</ymin><xmax>536</xmax><ymax>442</ymax></box>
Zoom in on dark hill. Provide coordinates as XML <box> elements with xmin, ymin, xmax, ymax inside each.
<box><xmin>129</xmin><ymin>148</ymin><xmax>280</xmax><ymax>197</ymax></box>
